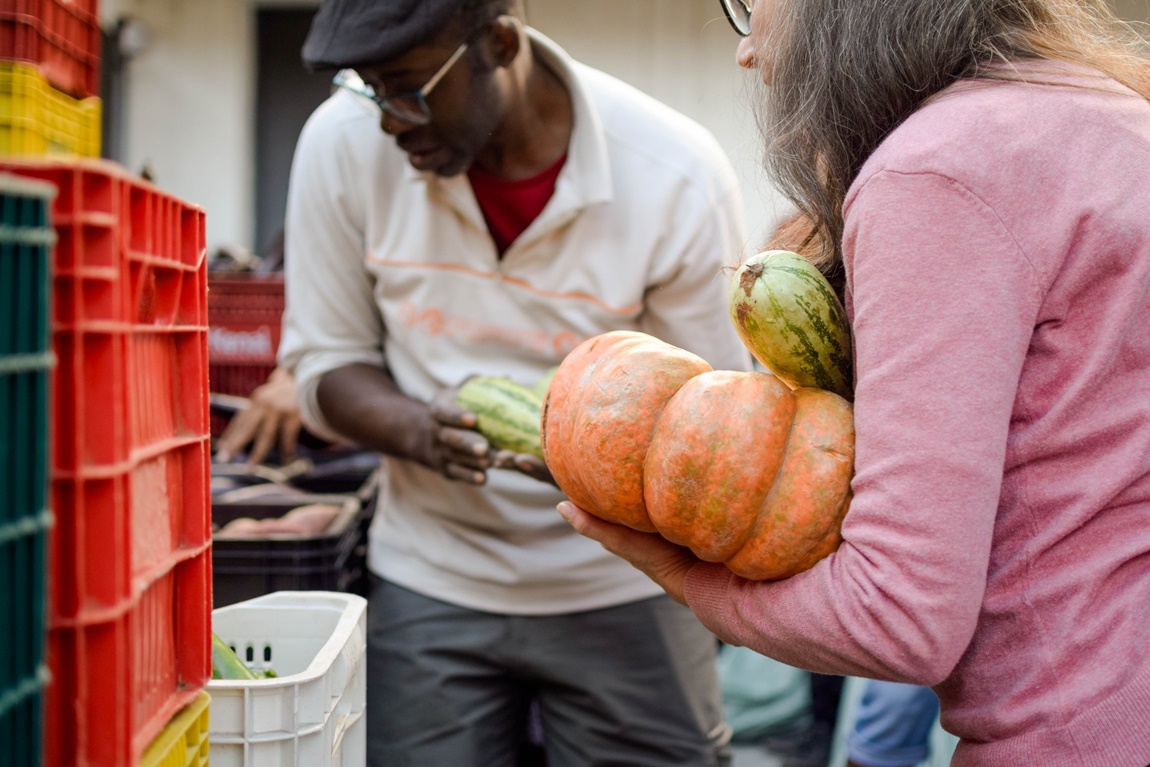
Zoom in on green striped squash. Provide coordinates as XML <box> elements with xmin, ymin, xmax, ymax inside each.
<box><xmin>728</xmin><ymin>250</ymin><xmax>853</xmax><ymax>400</ymax></box>
<box><xmin>456</xmin><ymin>376</ymin><xmax>545</xmax><ymax>459</ymax></box>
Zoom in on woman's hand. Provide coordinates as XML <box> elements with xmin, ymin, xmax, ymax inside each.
<box><xmin>557</xmin><ymin>501</ymin><xmax>702</xmax><ymax>604</ymax></box>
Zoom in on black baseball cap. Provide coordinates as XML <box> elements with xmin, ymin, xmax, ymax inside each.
<box><xmin>302</xmin><ymin>0</ymin><xmax>468</xmax><ymax>72</ymax></box>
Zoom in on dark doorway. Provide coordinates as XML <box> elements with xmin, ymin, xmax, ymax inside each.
<box><xmin>255</xmin><ymin>7</ymin><xmax>333</xmax><ymax>260</ymax></box>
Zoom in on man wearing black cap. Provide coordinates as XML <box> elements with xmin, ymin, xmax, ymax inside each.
<box><xmin>279</xmin><ymin>1</ymin><xmax>751</xmax><ymax>764</ymax></box>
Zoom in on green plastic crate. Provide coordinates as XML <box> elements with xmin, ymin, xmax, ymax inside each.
<box><xmin>0</xmin><ymin>172</ymin><xmax>56</xmax><ymax>767</ymax></box>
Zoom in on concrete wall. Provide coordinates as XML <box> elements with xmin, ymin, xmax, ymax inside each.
<box><xmin>98</xmin><ymin>0</ymin><xmax>1150</xmax><ymax>254</ymax></box>
<box><xmin>524</xmin><ymin>2</ymin><xmax>788</xmax><ymax>245</ymax></box>
<box><xmin>97</xmin><ymin>0</ymin><xmax>787</xmax><ymax>253</ymax></box>
<box><xmin>1113</xmin><ymin>0</ymin><xmax>1150</xmax><ymax>20</ymax></box>
<box><xmin>99</xmin><ymin>0</ymin><xmax>300</xmax><ymax>255</ymax></box>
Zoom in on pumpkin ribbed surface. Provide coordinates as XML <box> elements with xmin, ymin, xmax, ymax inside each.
<box><xmin>721</xmin><ymin>386</ymin><xmax>854</xmax><ymax>579</ymax></box>
<box><xmin>540</xmin><ymin>331</ymin><xmax>712</xmax><ymax>532</ymax></box>
<box><xmin>643</xmin><ymin>371</ymin><xmax>796</xmax><ymax>563</ymax></box>
<box><xmin>541</xmin><ymin>331</ymin><xmax>854</xmax><ymax>579</ymax></box>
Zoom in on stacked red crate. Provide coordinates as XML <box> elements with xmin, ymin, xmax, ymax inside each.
<box><xmin>207</xmin><ymin>273</ymin><xmax>285</xmax><ymax>437</ymax></box>
<box><xmin>0</xmin><ymin>0</ymin><xmax>102</xmax><ymax>99</ymax></box>
<box><xmin>0</xmin><ymin>158</ymin><xmax>212</xmax><ymax>767</ymax></box>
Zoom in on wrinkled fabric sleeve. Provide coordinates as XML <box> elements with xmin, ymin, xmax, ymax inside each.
<box><xmin>277</xmin><ymin>101</ymin><xmax>387</xmax><ymax>443</ymax></box>
<box><xmin>639</xmin><ymin>169</ymin><xmax>753</xmax><ymax>374</ymax></box>
<box><xmin>684</xmin><ymin>170</ymin><xmax>1041</xmax><ymax>685</ymax></box>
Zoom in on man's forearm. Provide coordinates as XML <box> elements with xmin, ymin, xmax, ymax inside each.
<box><xmin>315</xmin><ymin>363</ymin><xmax>433</xmax><ymax>465</ymax></box>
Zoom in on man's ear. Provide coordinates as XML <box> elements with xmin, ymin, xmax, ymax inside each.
<box><xmin>484</xmin><ymin>15</ymin><xmax>523</xmax><ymax>68</ymax></box>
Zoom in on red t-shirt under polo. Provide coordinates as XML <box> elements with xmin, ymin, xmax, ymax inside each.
<box><xmin>468</xmin><ymin>154</ymin><xmax>567</xmax><ymax>254</ymax></box>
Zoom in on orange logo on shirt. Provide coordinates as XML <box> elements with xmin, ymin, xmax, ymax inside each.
<box><xmin>397</xmin><ymin>301</ymin><xmax>584</xmax><ymax>358</ymax></box>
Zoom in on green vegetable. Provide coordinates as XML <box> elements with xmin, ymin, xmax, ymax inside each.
<box><xmin>728</xmin><ymin>250</ymin><xmax>853</xmax><ymax>400</ymax></box>
<box><xmin>456</xmin><ymin>376</ymin><xmax>545</xmax><ymax>459</ymax></box>
<box><xmin>211</xmin><ymin>632</ymin><xmax>259</xmax><ymax>680</ymax></box>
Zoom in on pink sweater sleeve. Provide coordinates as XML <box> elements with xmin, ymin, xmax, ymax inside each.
<box><xmin>685</xmin><ymin>169</ymin><xmax>1042</xmax><ymax>685</ymax></box>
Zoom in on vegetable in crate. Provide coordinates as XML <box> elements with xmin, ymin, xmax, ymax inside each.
<box><xmin>211</xmin><ymin>632</ymin><xmax>259</xmax><ymax>680</ymax></box>
<box><xmin>729</xmin><ymin>250</ymin><xmax>853</xmax><ymax>400</ymax></box>
<box><xmin>542</xmin><ymin>330</ymin><xmax>854</xmax><ymax>580</ymax></box>
<box><xmin>214</xmin><ymin>502</ymin><xmax>342</xmax><ymax>538</ymax></box>
<box><xmin>455</xmin><ymin>375</ymin><xmax>545</xmax><ymax>459</ymax></box>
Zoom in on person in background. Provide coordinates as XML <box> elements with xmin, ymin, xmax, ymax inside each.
<box><xmin>214</xmin><ymin>366</ymin><xmax>302</xmax><ymax>465</ymax></box>
<box><xmin>846</xmin><ymin>680</ymin><xmax>942</xmax><ymax>767</ymax></box>
<box><xmin>762</xmin><ymin>672</ymin><xmax>841</xmax><ymax>767</ymax></box>
<box><xmin>278</xmin><ymin>0</ymin><xmax>752</xmax><ymax>764</ymax></box>
<box><xmin>212</xmin><ymin>227</ymin><xmax>297</xmax><ymax>466</ymax></box>
<box><xmin>559</xmin><ymin>1</ymin><xmax>1150</xmax><ymax>765</ymax></box>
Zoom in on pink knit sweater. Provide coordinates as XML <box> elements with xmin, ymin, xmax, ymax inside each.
<box><xmin>685</xmin><ymin>63</ymin><xmax>1150</xmax><ymax>766</ymax></box>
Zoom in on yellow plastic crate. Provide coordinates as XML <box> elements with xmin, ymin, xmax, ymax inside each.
<box><xmin>0</xmin><ymin>63</ymin><xmax>101</xmax><ymax>158</ymax></box>
<box><xmin>140</xmin><ymin>692</ymin><xmax>211</xmax><ymax>767</ymax></box>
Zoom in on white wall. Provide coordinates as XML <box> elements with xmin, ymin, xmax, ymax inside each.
<box><xmin>99</xmin><ymin>0</ymin><xmax>1149</xmax><ymax>254</ymax></box>
<box><xmin>98</xmin><ymin>0</ymin><xmax>786</xmax><ymax>253</ymax></box>
<box><xmin>525</xmin><ymin>1</ymin><xmax>790</xmax><ymax>245</ymax></box>
<box><xmin>1113</xmin><ymin>0</ymin><xmax>1150</xmax><ymax>20</ymax></box>
<box><xmin>100</xmin><ymin>0</ymin><xmax>255</xmax><ymax>254</ymax></box>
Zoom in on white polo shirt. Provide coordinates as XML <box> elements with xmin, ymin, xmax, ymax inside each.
<box><xmin>279</xmin><ymin>29</ymin><xmax>752</xmax><ymax>614</ymax></box>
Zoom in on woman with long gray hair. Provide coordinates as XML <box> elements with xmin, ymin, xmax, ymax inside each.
<box><xmin>558</xmin><ymin>2</ymin><xmax>1150</xmax><ymax>764</ymax></box>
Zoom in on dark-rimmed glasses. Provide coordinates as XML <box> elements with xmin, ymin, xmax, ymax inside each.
<box><xmin>720</xmin><ymin>0</ymin><xmax>753</xmax><ymax>37</ymax></box>
<box><xmin>332</xmin><ymin>41</ymin><xmax>470</xmax><ymax>127</ymax></box>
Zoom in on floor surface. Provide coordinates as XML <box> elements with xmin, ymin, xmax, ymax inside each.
<box><xmin>731</xmin><ymin>744</ymin><xmax>788</xmax><ymax>767</ymax></box>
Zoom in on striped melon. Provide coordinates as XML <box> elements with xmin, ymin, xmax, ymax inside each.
<box><xmin>729</xmin><ymin>250</ymin><xmax>853</xmax><ymax>400</ymax></box>
<box><xmin>456</xmin><ymin>376</ymin><xmax>545</xmax><ymax>459</ymax></box>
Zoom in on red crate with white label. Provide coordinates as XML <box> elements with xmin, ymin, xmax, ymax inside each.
<box><xmin>207</xmin><ymin>273</ymin><xmax>284</xmax><ymax>437</ymax></box>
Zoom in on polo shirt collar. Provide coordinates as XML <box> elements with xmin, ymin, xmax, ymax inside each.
<box><xmin>418</xmin><ymin>27</ymin><xmax>614</xmax><ymax>225</ymax></box>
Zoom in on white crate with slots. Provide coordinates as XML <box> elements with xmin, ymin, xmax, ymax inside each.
<box><xmin>208</xmin><ymin>591</ymin><xmax>368</xmax><ymax>767</ymax></box>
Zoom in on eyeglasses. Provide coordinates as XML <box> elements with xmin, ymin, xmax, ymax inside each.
<box><xmin>332</xmin><ymin>41</ymin><xmax>470</xmax><ymax>127</ymax></box>
<box><xmin>720</xmin><ymin>0</ymin><xmax>753</xmax><ymax>37</ymax></box>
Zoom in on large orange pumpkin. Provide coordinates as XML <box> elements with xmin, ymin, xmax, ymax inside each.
<box><xmin>541</xmin><ymin>331</ymin><xmax>854</xmax><ymax>580</ymax></box>
<box><xmin>645</xmin><ymin>371</ymin><xmax>853</xmax><ymax>580</ymax></box>
<box><xmin>540</xmin><ymin>331</ymin><xmax>712</xmax><ymax>532</ymax></box>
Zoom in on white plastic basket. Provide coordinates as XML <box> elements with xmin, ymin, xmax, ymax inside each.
<box><xmin>208</xmin><ymin>591</ymin><xmax>368</xmax><ymax>767</ymax></box>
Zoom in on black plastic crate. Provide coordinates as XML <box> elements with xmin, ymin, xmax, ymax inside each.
<box><xmin>210</xmin><ymin>493</ymin><xmax>365</xmax><ymax>607</ymax></box>
<box><xmin>0</xmin><ymin>172</ymin><xmax>55</xmax><ymax>767</ymax></box>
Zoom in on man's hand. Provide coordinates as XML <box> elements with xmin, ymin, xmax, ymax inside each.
<box><xmin>492</xmin><ymin>450</ymin><xmax>557</xmax><ymax>487</ymax></box>
<box><xmin>426</xmin><ymin>386</ymin><xmax>493</xmax><ymax>484</ymax></box>
<box><xmin>215</xmin><ymin>367</ymin><xmax>302</xmax><ymax>465</ymax></box>
<box><xmin>556</xmin><ymin>501</ymin><xmax>702</xmax><ymax>604</ymax></box>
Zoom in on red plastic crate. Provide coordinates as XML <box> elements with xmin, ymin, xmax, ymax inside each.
<box><xmin>207</xmin><ymin>273</ymin><xmax>284</xmax><ymax>436</ymax></box>
<box><xmin>207</xmin><ymin>273</ymin><xmax>284</xmax><ymax>366</ymax></box>
<box><xmin>0</xmin><ymin>0</ymin><xmax>102</xmax><ymax>99</ymax></box>
<box><xmin>45</xmin><ymin>547</ymin><xmax>211</xmax><ymax>767</ymax></box>
<box><xmin>0</xmin><ymin>158</ymin><xmax>213</xmax><ymax>767</ymax></box>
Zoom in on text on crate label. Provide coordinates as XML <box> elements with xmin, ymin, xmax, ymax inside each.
<box><xmin>209</xmin><ymin>326</ymin><xmax>276</xmax><ymax>362</ymax></box>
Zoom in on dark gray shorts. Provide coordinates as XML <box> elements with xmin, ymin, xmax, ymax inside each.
<box><xmin>366</xmin><ymin>578</ymin><xmax>732</xmax><ymax>767</ymax></box>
